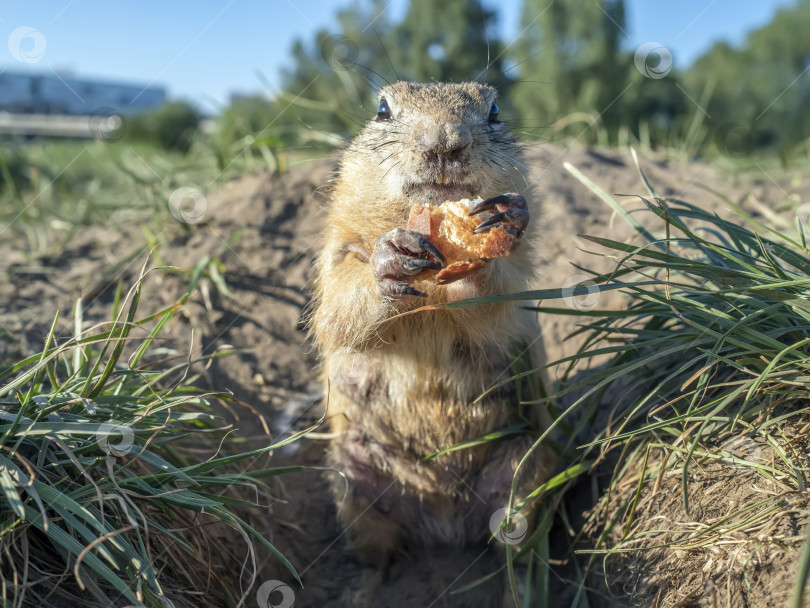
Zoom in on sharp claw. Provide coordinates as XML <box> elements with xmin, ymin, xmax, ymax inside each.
<box><xmin>385</xmin><ymin>228</ymin><xmax>446</xmax><ymax>265</ymax></box>
<box><xmin>469</xmin><ymin>194</ymin><xmax>507</xmax><ymax>216</ymax></box>
<box><xmin>471</xmin><ymin>193</ymin><xmax>530</xmax><ymax>237</ymax></box>
<box><xmin>402</xmin><ymin>286</ymin><xmax>428</xmax><ymax>298</ymax></box>
<box><xmin>419</xmin><ymin>237</ymin><xmax>446</xmax><ymax>265</ymax></box>
<box><xmin>406</xmin><ymin>258</ymin><xmax>443</xmax><ymax>272</ymax></box>
<box><xmin>468</xmin><ymin>193</ymin><xmax>526</xmax><ymax>216</ymax></box>
<box><xmin>474</xmin><ymin>212</ymin><xmax>512</xmax><ymax>233</ymax></box>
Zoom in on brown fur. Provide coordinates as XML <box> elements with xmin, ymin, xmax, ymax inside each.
<box><xmin>309</xmin><ymin>81</ymin><xmax>555</xmax><ymax>563</ymax></box>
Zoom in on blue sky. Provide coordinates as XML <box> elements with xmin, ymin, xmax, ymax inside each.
<box><xmin>0</xmin><ymin>0</ymin><xmax>797</xmax><ymax>113</ymax></box>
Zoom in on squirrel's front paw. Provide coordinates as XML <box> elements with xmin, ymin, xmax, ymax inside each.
<box><xmin>371</xmin><ymin>228</ymin><xmax>446</xmax><ymax>299</ymax></box>
<box><xmin>469</xmin><ymin>193</ymin><xmax>529</xmax><ymax>239</ymax></box>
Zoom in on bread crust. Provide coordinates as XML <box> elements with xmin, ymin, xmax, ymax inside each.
<box><xmin>407</xmin><ymin>198</ymin><xmax>519</xmax><ymax>284</ymax></box>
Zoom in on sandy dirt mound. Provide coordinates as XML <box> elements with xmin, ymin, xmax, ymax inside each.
<box><xmin>3</xmin><ymin>143</ymin><xmax>810</xmax><ymax>606</ymax></box>
<box><xmin>589</xmin><ymin>418</ymin><xmax>810</xmax><ymax>607</ymax></box>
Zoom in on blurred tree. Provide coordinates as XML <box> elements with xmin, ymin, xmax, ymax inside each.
<box><xmin>685</xmin><ymin>0</ymin><xmax>810</xmax><ymax>159</ymax></box>
<box><xmin>389</xmin><ymin>0</ymin><xmax>508</xmax><ymax>87</ymax></box>
<box><xmin>277</xmin><ymin>0</ymin><xmax>398</xmax><ymax>138</ymax></box>
<box><xmin>510</xmin><ymin>0</ymin><xmax>630</xmax><ymax>142</ymax></box>
<box><xmin>226</xmin><ymin>0</ymin><xmax>810</xmax><ymax>160</ymax></box>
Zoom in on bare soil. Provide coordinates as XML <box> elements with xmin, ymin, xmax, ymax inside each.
<box><xmin>3</xmin><ymin>143</ymin><xmax>810</xmax><ymax>607</ymax></box>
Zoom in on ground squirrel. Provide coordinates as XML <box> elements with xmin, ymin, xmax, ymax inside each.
<box><xmin>310</xmin><ymin>81</ymin><xmax>554</xmax><ymax>566</ymax></box>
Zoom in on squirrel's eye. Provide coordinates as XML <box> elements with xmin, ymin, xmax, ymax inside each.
<box><xmin>376</xmin><ymin>99</ymin><xmax>392</xmax><ymax>121</ymax></box>
<box><xmin>488</xmin><ymin>101</ymin><xmax>499</xmax><ymax>122</ymax></box>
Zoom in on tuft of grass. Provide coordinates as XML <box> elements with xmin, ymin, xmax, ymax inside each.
<box><xmin>424</xmin><ymin>148</ymin><xmax>810</xmax><ymax>606</ymax></box>
<box><xmin>0</xmin><ymin>261</ymin><xmax>308</xmax><ymax>607</ymax></box>
<box><xmin>557</xmin><ymin>151</ymin><xmax>810</xmax><ymax>605</ymax></box>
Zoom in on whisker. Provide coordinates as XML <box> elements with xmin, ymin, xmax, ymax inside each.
<box><xmin>380</xmin><ymin>159</ymin><xmax>403</xmax><ymax>183</ymax></box>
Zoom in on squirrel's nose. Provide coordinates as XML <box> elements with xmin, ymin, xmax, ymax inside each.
<box><xmin>426</xmin><ymin>145</ymin><xmax>468</xmax><ymax>163</ymax></box>
<box><xmin>421</xmin><ymin>123</ymin><xmax>472</xmax><ymax>162</ymax></box>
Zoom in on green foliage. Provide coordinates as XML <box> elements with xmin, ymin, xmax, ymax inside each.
<box><xmin>0</xmin><ymin>146</ymin><xmax>33</xmax><ymax>196</ymax></box>
<box><xmin>207</xmin><ymin>92</ymin><xmax>336</xmax><ymax>173</ymax></box>
<box><xmin>125</xmin><ymin>101</ymin><xmax>200</xmax><ymax>153</ymax></box>
<box><xmin>388</xmin><ymin>0</ymin><xmax>507</xmax><ymax>86</ymax></box>
<box><xmin>561</xmin><ymin>155</ymin><xmax>810</xmax><ymax>603</ymax></box>
<box><xmin>686</xmin><ymin>0</ymin><xmax>810</xmax><ymax>161</ymax></box>
<box><xmin>278</xmin><ymin>0</ymin><xmax>397</xmax><ymax>137</ymax></box>
<box><xmin>0</xmin><ymin>135</ymin><xmax>264</xmax><ymax>257</ymax></box>
<box><xmin>0</xmin><ymin>269</ymin><xmax>306</xmax><ymax>606</ymax></box>
<box><xmin>271</xmin><ymin>0</ymin><xmax>689</xmax><ymax>150</ymax></box>
<box><xmin>434</xmin><ymin>152</ymin><xmax>810</xmax><ymax>602</ymax></box>
<box><xmin>266</xmin><ymin>0</ymin><xmax>810</xmax><ymax>162</ymax></box>
<box><xmin>510</xmin><ymin>0</ymin><xmax>629</xmax><ymax>140</ymax></box>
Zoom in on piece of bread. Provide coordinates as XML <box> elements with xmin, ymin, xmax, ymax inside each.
<box><xmin>407</xmin><ymin>198</ymin><xmax>518</xmax><ymax>284</ymax></box>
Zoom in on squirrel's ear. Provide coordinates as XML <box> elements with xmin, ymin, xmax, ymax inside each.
<box><xmin>376</xmin><ymin>99</ymin><xmax>393</xmax><ymax>121</ymax></box>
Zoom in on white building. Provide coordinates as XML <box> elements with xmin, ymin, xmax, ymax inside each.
<box><xmin>0</xmin><ymin>70</ymin><xmax>165</xmax><ymax>115</ymax></box>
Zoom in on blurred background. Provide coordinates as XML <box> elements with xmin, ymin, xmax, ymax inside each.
<box><xmin>1</xmin><ymin>0</ymin><xmax>809</xmax><ymax>252</ymax></box>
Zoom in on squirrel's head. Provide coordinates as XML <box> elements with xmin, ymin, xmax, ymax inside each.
<box><xmin>349</xmin><ymin>81</ymin><xmax>524</xmax><ymax>205</ymax></box>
